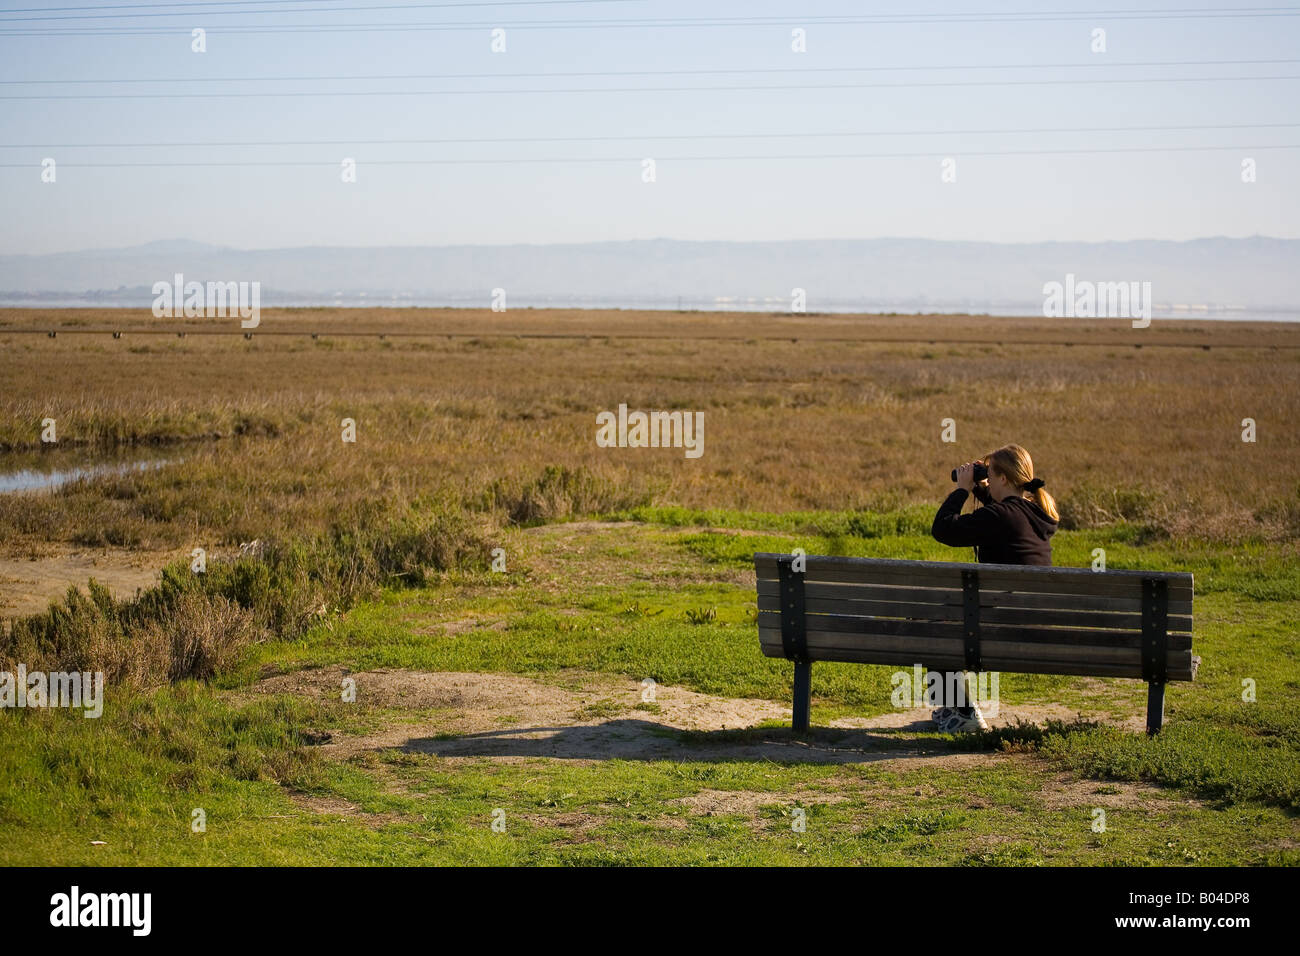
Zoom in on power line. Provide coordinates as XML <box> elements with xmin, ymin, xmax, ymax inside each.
<box><xmin>6</xmin><ymin>9</ymin><xmax>1300</xmax><ymax>37</ymax></box>
<box><xmin>3</xmin><ymin>143</ymin><xmax>1296</xmax><ymax>167</ymax></box>
<box><xmin>5</xmin><ymin>74</ymin><xmax>1299</xmax><ymax>99</ymax></box>
<box><xmin>5</xmin><ymin>122</ymin><xmax>1297</xmax><ymax>149</ymax></box>
<box><xmin>2</xmin><ymin>5</ymin><xmax>1297</xmax><ymax>23</ymax></box>
<box><xmin>6</xmin><ymin>57</ymin><xmax>1299</xmax><ymax>84</ymax></box>
<box><xmin>0</xmin><ymin>0</ymin><xmax>643</xmax><ymax>23</ymax></box>
<box><xmin>2</xmin><ymin>0</ymin><xmax>357</xmax><ymax>12</ymax></box>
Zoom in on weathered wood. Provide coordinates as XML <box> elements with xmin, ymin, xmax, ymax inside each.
<box><xmin>754</xmin><ymin>554</ymin><xmax>1194</xmax><ymax>601</ymax></box>
<box><xmin>756</xmin><ymin>609</ymin><xmax>1192</xmax><ymax>650</ymax></box>
<box><xmin>758</xmin><ymin>579</ymin><xmax>964</xmax><ymax>606</ymax></box>
<box><xmin>758</xmin><ymin>634</ymin><xmax>1198</xmax><ymax>680</ymax></box>
<box><xmin>760</xmin><ymin>627</ymin><xmax>959</xmax><ymax>659</ymax></box>
<box><xmin>759</xmin><ymin>626</ymin><xmax>1194</xmax><ymax>673</ymax></box>
<box><xmin>758</xmin><ymin>612</ymin><xmax>965</xmax><ymax>641</ymax></box>
<box><xmin>760</xmin><ymin>566</ymin><xmax>1192</xmax><ymax>602</ymax></box>
<box><xmin>755</xmin><ymin>577</ymin><xmax>1193</xmax><ymax>616</ymax></box>
<box><xmin>977</xmin><ymin>588</ymin><xmax>1194</xmax><ymax>616</ymax></box>
<box><xmin>978</xmin><ymin>620</ymin><xmax>1189</xmax><ymax>648</ymax></box>
<box><xmin>757</xmin><ymin>590</ymin><xmax>964</xmax><ymax>620</ymax></box>
<box><xmin>755</xmin><ymin>552</ymin><xmax>1195</xmax><ymax>586</ymax></box>
<box><xmin>756</xmin><ymin>590</ymin><xmax>1193</xmax><ymax>634</ymax></box>
<box><xmin>978</xmin><ymin>604</ymin><xmax>1191</xmax><ymax>631</ymax></box>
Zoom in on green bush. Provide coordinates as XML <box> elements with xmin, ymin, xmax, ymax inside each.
<box><xmin>1</xmin><ymin>505</ymin><xmax>487</xmax><ymax>689</ymax></box>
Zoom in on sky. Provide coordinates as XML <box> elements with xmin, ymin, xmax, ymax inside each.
<box><xmin>0</xmin><ymin>0</ymin><xmax>1298</xmax><ymax>255</ymax></box>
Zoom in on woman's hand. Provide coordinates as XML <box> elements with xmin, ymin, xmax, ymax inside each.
<box><xmin>954</xmin><ymin>461</ymin><xmax>977</xmax><ymax>492</ymax></box>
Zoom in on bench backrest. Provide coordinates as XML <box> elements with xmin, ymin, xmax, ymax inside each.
<box><xmin>754</xmin><ymin>553</ymin><xmax>1195</xmax><ymax>682</ymax></box>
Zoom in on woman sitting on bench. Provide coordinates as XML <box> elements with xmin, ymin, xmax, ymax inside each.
<box><xmin>930</xmin><ymin>443</ymin><xmax>1060</xmax><ymax>732</ymax></box>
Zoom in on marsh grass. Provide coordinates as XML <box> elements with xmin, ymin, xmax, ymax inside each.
<box><xmin>1</xmin><ymin>503</ymin><xmax>488</xmax><ymax>689</ymax></box>
<box><xmin>2</xmin><ymin>309</ymin><xmax>1297</xmax><ymax>550</ymax></box>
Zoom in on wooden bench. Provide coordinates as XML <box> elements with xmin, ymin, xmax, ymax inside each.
<box><xmin>754</xmin><ymin>553</ymin><xmax>1197</xmax><ymax>735</ymax></box>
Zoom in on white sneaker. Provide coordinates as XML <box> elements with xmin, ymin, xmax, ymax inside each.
<box><xmin>935</xmin><ymin>705</ymin><xmax>990</xmax><ymax>733</ymax></box>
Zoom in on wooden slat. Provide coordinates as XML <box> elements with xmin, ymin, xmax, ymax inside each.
<box><xmin>756</xmin><ymin>578</ymin><xmax>1193</xmax><ymax>616</ymax></box>
<box><xmin>760</xmin><ymin>629</ymin><xmax>960</xmax><ymax>661</ymax></box>
<box><xmin>756</xmin><ymin>556</ymin><xmax>962</xmax><ymax>588</ymax></box>
<box><xmin>756</xmin><ymin>610</ymin><xmax>1192</xmax><ymax>650</ymax></box>
<box><xmin>756</xmin><ymin>590</ymin><xmax>1192</xmax><ymax>633</ymax></box>
<box><xmin>757</xmin><ymin>610</ymin><xmax>964</xmax><ymax>641</ymax></box>
<box><xmin>758</xmin><ymin>624</ymin><xmax>1189</xmax><ymax>662</ymax></box>
<box><xmin>758</xmin><ymin>628</ymin><xmax>1196</xmax><ymax>680</ymax></box>
<box><xmin>758</xmin><ymin>579</ymin><xmax>964</xmax><ymax>606</ymax></box>
<box><xmin>801</xmin><ymin>633</ymin><xmax>1151</xmax><ymax>668</ymax></box>
<box><xmin>979</xmin><ymin>605</ymin><xmax>1191</xmax><ymax>631</ymax></box>
<box><xmin>979</xmin><ymin>620</ymin><xmax>1190</xmax><ymax>648</ymax></box>
<box><xmin>755</xmin><ymin>552</ymin><xmax>1195</xmax><ymax>586</ymax></box>
<box><xmin>975</xmin><ymin>568</ymin><xmax>1190</xmax><ymax>602</ymax></box>
<box><xmin>759</xmin><ymin>637</ymin><xmax>968</xmax><ymax>669</ymax></box>
<box><xmin>979</xmin><ymin>587</ymin><xmax>1194</xmax><ymax>616</ymax></box>
<box><xmin>792</xmin><ymin>565</ymin><xmax>1190</xmax><ymax>601</ymax></box>
<box><xmin>754</xmin><ymin>554</ymin><xmax>1193</xmax><ymax>601</ymax></box>
<box><xmin>757</xmin><ymin>591</ymin><xmax>963</xmax><ymax>621</ymax></box>
<box><xmin>759</xmin><ymin>637</ymin><xmax>1197</xmax><ymax>681</ymax></box>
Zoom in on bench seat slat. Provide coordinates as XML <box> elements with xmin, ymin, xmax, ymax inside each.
<box><xmin>755</xmin><ymin>578</ymin><xmax>1194</xmax><ymax>616</ymax></box>
<box><xmin>754</xmin><ymin>554</ymin><xmax>1193</xmax><ymax>601</ymax></box>
<box><xmin>757</xmin><ymin>566</ymin><xmax>1192</xmax><ymax>601</ymax></box>
<box><xmin>758</xmin><ymin>628</ymin><xmax>1198</xmax><ymax>681</ymax></box>
<box><xmin>756</xmin><ymin>591</ymin><xmax>1193</xmax><ymax>633</ymax></box>
<box><xmin>756</xmin><ymin>609</ymin><xmax>1192</xmax><ymax>650</ymax></box>
<box><xmin>755</xmin><ymin>553</ymin><xmax>1195</xmax><ymax>585</ymax></box>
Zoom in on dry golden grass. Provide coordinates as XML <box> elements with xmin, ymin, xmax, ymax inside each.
<box><xmin>1</xmin><ymin>307</ymin><xmax>1298</xmax><ymax>548</ymax></box>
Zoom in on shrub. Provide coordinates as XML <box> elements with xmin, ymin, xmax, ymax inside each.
<box><xmin>1</xmin><ymin>504</ymin><xmax>487</xmax><ymax>689</ymax></box>
<box><xmin>483</xmin><ymin>465</ymin><xmax>653</xmax><ymax>525</ymax></box>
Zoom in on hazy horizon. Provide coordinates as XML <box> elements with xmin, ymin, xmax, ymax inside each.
<box><xmin>9</xmin><ymin>231</ymin><xmax>1298</xmax><ymax>258</ymax></box>
<box><xmin>4</xmin><ymin>235</ymin><xmax>1296</xmax><ymax>319</ymax></box>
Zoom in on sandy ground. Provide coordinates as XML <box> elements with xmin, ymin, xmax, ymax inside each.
<box><xmin>245</xmin><ymin>665</ymin><xmax>1147</xmax><ymax>770</ymax></box>
<box><xmin>0</xmin><ymin>547</ymin><xmax>182</xmax><ymax>617</ymax></box>
<box><xmin>246</xmin><ymin>666</ymin><xmax>1188</xmax><ymax>831</ymax></box>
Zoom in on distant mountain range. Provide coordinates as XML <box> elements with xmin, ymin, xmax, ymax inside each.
<box><xmin>1</xmin><ymin>237</ymin><xmax>1296</xmax><ymax>318</ymax></box>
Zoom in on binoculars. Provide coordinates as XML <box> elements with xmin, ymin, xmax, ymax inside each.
<box><xmin>951</xmin><ymin>462</ymin><xmax>989</xmax><ymax>482</ymax></box>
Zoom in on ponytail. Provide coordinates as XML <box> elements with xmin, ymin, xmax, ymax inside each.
<box><xmin>1032</xmin><ymin>486</ymin><xmax>1059</xmax><ymax>522</ymax></box>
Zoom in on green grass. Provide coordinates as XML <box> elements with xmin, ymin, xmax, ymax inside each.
<box><xmin>3</xmin><ymin>686</ymin><xmax>1292</xmax><ymax>865</ymax></box>
<box><xmin>2</xmin><ymin>509</ymin><xmax>1297</xmax><ymax>865</ymax></box>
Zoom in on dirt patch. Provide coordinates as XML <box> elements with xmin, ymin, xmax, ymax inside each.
<box><xmin>242</xmin><ymin>666</ymin><xmax>1087</xmax><ymax>768</ymax></box>
<box><xmin>433</xmin><ymin>618</ymin><xmax>508</xmax><ymax>636</ymax></box>
<box><xmin>284</xmin><ymin>791</ymin><xmax>404</xmax><ymax>828</ymax></box>
<box><xmin>512</xmin><ymin>810</ymin><xmax>605</xmax><ymax>838</ymax></box>
<box><xmin>1036</xmin><ymin>771</ymin><xmax>1208</xmax><ymax>811</ymax></box>
<box><xmin>674</xmin><ymin>787</ymin><xmax>849</xmax><ymax>817</ymax></box>
<box><xmin>0</xmin><ymin>547</ymin><xmax>182</xmax><ymax>617</ymax></box>
<box><xmin>526</xmin><ymin>521</ymin><xmax>642</xmax><ymax>534</ymax></box>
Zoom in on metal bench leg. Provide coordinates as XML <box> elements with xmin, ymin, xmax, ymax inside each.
<box><xmin>1146</xmin><ymin>681</ymin><xmax>1165</xmax><ymax>735</ymax></box>
<box><xmin>792</xmin><ymin>661</ymin><xmax>812</xmax><ymax>732</ymax></box>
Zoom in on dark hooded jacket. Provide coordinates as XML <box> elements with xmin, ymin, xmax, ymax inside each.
<box><xmin>931</xmin><ymin>484</ymin><xmax>1057</xmax><ymax>566</ymax></box>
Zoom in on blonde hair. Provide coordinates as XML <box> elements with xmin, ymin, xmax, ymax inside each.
<box><xmin>983</xmin><ymin>443</ymin><xmax>1058</xmax><ymax>521</ymax></box>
